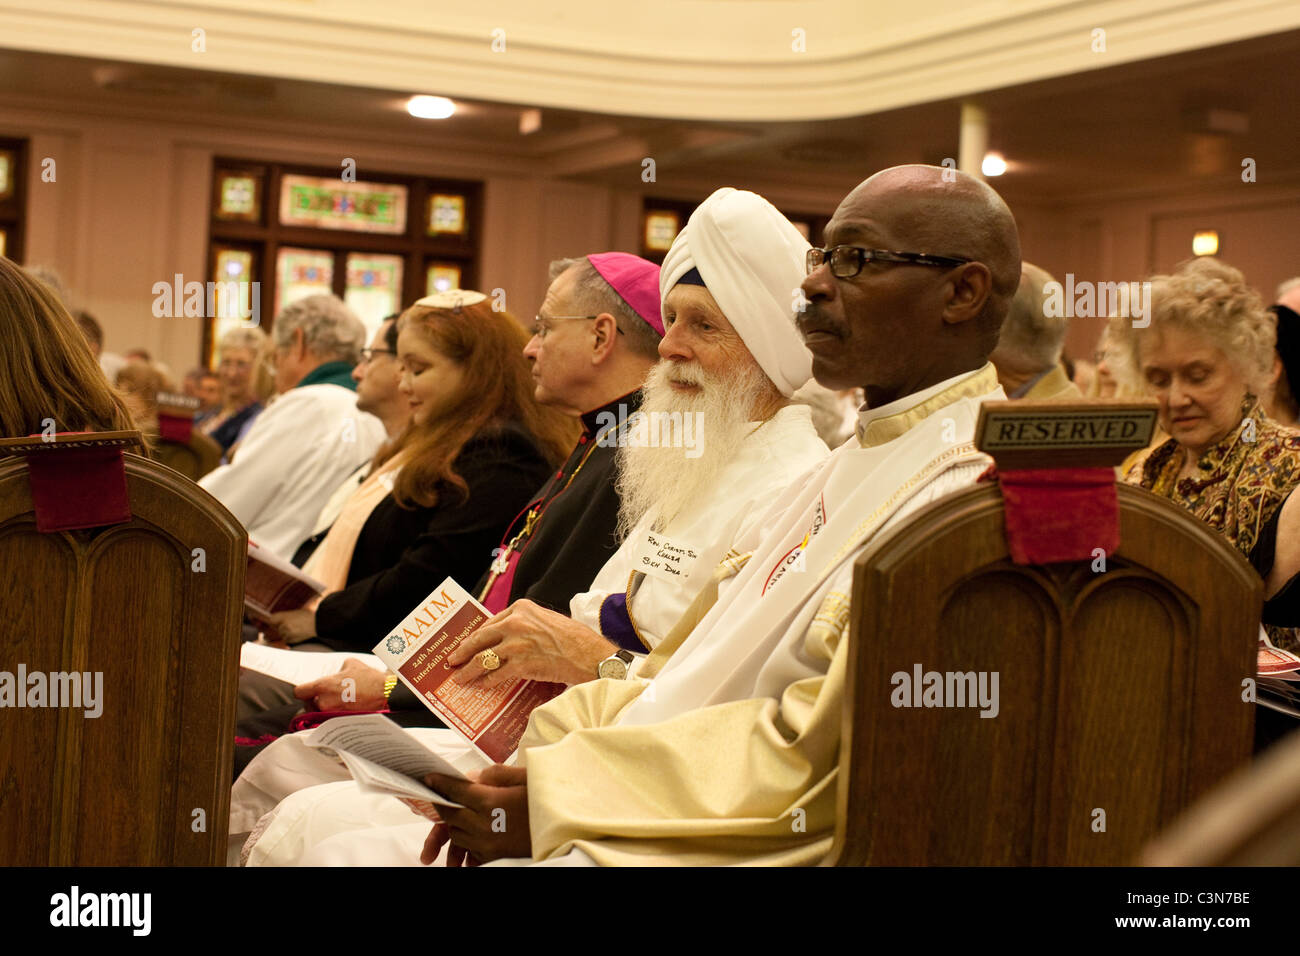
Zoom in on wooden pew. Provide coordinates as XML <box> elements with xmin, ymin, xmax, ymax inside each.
<box><xmin>827</xmin><ymin>403</ymin><xmax>1259</xmax><ymax>865</ymax></box>
<box><xmin>0</xmin><ymin>432</ymin><xmax>244</xmax><ymax>865</ymax></box>
<box><xmin>154</xmin><ymin>392</ymin><xmax>222</xmax><ymax>481</ymax></box>
<box><xmin>154</xmin><ymin>428</ymin><xmax>223</xmax><ymax>482</ymax></box>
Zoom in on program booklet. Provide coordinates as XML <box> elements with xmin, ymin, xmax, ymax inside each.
<box><xmin>1258</xmin><ymin>628</ymin><xmax>1300</xmax><ymax>679</ymax></box>
<box><xmin>244</xmin><ymin>540</ymin><xmax>326</xmax><ymax>624</ymax></box>
<box><xmin>373</xmin><ymin>577</ymin><xmax>564</xmax><ymax>763</ymax></box>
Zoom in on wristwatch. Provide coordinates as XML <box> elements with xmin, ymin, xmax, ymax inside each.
<box><xmin>597</xmin><ymin>649</ymin><xmax>635</xmax><ymax>680</ymax></box>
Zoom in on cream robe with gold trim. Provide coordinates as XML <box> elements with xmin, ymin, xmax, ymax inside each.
<box><xmin>520</xmin><ymin>364</ymin><xmax>1002</xmax><ymax>865</ymax></box>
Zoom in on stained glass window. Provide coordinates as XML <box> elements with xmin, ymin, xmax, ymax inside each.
<box><xmin>275</xmin><ymin>248</ymin><xmax>334</xmax><ymax>315</ymax></box>
<box><xmin>216</xmin><ymin>172</ymin><xmax>261</xmax><ymax>221</ymax></box>
<box><xmin>426</xmin><ymin>263</ymin><xmax>462</xmax><ymax>295</ymax></box>
<box><xmin>644</xmin><ymin>211</ymin><xmax>680</xmax><ymax>252</ymax></box>
<box><xmin>279</xmin><ymin>175</ymin><xmax>408</xmax><ymax>234</ymax></box>
<box><xmin>0</xmin><ymin>151</ymin><xmax>12</xmax><ymax>200</ymax></box>
<box><xmin>427</xmin><ymin>193</ymin><xmax>466</xmax><ymax>236</ymax></box>
<box><xmin>346</xmin><ymin>253</ymin><xmax>404</xmax><ymax>339</ymax></box>
<box><xmin>212</xmin><ymin>247</ymin><xmax>258</xmax><ymax>343</ymax></box>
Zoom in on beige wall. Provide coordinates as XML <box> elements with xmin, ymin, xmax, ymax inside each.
<box><xmin>1006</xmin><ymin>179</ymin><xmax>1300</xmax><ymax>361</ymax></box>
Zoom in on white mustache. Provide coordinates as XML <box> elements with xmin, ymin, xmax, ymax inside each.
<box><xmin>665</xmin><ymin>362</ymin><xmax>706</xmax><ymax>389</ymax></box>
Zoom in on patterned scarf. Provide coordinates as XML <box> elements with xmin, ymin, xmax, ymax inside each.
<box><xmin>1126</xmin><ymin>394</ymin><xmax>1300</xmax><ymax>647</ymax></box>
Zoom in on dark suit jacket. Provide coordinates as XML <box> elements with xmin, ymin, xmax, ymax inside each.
<box><xmin>312</xmin><ymin>424</ymin><xmax>554</xmax><ymax>653</ymax></box>
<box><xmin>501</xmin><ymin>390</ymin><xmax>640</xmax><ymax>613</ymax></box>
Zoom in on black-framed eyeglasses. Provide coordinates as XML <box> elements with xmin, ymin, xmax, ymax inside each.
<box><xmin>359</xmin><ymin>348</ymin><xmax>396</xmax><ymax>363</ymax></box>
<box><xmin>806</xmin><ymin>246</ymin><xmax>973</xmax><ymax>279</ymax></box>
<box><xmin>532</xmin><ymin>314</ymin><xmax>625</xmax><ymax>340</ymax></box>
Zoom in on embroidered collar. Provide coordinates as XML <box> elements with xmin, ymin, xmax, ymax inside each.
<box><xmin>856</xmin><ymin>363</ymin><xmax>1000</xmax><ymax>448</ymax></box>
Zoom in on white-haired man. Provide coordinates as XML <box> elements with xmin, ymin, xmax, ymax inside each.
<box><xmin>199</xmin><ymin>294</ymin><xmax>386</xmax><ymax>560</ymax></box>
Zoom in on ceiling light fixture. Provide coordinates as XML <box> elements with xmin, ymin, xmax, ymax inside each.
<box><xmin>406</xmin><ymin>95</ymin><xmax>456</xmax><ymax>119</ymax></box>
<box><xmin>981</xmin><ymin>152</ymin><xmax>1007</xmax><ymax>177</ymax></box>
<box><xmin>1192</xmin><ymin>231</ymin><xmax>1219</xmax><ymax>256</ymax></box>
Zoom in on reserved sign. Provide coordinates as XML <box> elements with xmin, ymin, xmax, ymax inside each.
<box><xmin>975</xmin><ymin>400</ymin><xmax>1158</xmax><ymax>469</ymax></box>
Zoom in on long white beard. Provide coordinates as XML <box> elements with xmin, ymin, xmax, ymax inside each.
<box><xmin>615</xmin><ymin>357</ymin><xmax>771</xmax><ymax>539</ymax></box>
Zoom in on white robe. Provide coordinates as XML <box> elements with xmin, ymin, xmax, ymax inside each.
<box><xmin>241</xmin><ymin>365</ymin><xmax>1003</xmax><ymax>866</ymax></box>
<box><xmin>570</xmin><ymin>402</ymin><xmax>828</xmax><ymax>651</ymax></box>
<box><xmin>231</xmin><ymin>402</ymin><xmax>827</xmax><ymax>847</ymax></box>
<box><xmin>199</xmin><ymin>383</ymin><xmax>385</xmax><ymax>561</ymax></box>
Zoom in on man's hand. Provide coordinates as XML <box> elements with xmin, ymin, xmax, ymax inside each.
<box><xmin>447</xmin><ymin>600</ymin><xmax>617</xmax><ymax>687</ymax></box>
<box><xmin>267</xmin><ymin>607</ymin><xmax>318</xmax><ymax>645</ymax></box>
<box><xmin>294</xmin><ymin>658</ymin><xmax>388</xmax><ymax>711</ymax></box>
<box><xmin>419</xmin><ymin>765</ymin><xmax>530</xmax><ymax>865</ymax></box>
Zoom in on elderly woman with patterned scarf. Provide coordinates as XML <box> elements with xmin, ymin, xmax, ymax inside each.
<box><xmin>1109</xmin><ymin>257</ymin><xmax>1300</xmax><ymax>653</ymax></box>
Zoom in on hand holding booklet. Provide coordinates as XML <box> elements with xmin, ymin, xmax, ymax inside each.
<box><xmin>372</xmin><ymin>577</ymin><xmax>565</xmax><ymax>764</ymax></box>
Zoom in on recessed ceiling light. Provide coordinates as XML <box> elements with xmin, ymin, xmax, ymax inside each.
<box><xmin>1192</xmin><ymin>230</ymin><xmax>1219</xmax><ymax>256</ymax></box>
<box><xmin>981</xmin><ymin>152</ymin><xmax>1007</xmax><ymax>177</ymax></box>
<box><xmin>407</xmin><ymin>95</ymin><xmax>456</xmax><ymax>119</ymax></box>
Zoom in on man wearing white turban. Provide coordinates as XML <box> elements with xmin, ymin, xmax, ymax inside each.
<box><xmin>458</xmin><ymin>186</ymin><xmax>828</xmax><ymax>674</ymax></box>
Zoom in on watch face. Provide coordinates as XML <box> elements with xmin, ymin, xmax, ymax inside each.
<box><xmin>598</xmin><ymin>658</ymin><xmax>627</xmax><ymax>680</ymax></box>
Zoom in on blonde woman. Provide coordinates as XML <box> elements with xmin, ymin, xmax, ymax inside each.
<box><xmin>1110</xmin><ymin>257</ymin><xmax>1300</xmax><ymax>651</ymax></box>
<box><xmin>200</xmin><ymin>326</ymin><xmax>271</xmax><ymax>453</ymax></box>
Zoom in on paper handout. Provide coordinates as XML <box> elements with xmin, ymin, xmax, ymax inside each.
<box><xmin>303</xmin><ymin>714</ymin><xmax>470</xmax><ymax>807</ymax></box>
<box><xmin>238</xmin><ymin>642</ymin><xmax>385</xmax><ymax>687</ymax></box>
<box><xmin>373</xmin><ymin>577</ymin><xmax>564</xmax><ymax>764</ymax></box>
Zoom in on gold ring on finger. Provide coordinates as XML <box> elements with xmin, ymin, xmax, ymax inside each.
<box><xmin>479</xmin><ymin>648</ymin><xmax>501</xmax><ymax>671</ymax></box>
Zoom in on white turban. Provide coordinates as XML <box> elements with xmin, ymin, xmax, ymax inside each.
<box><xmin>659</xmin><ymin>187</ymin><xmax>813</xmax><ymax>397</ymax></box>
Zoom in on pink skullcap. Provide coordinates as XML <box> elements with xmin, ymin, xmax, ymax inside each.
<box><xmin>587</xmin><ymin>252</ymin><xmax>664</xmax><ymax>336</ymax></box>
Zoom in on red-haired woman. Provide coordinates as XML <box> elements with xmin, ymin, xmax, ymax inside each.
<box><xmin>264</xmin><ymin>292</ymin><xmax>578</xmax><ymax>652</ymax></box>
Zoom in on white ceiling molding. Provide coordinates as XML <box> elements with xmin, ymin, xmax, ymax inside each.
<box><xmin>1</xmin><ymin>0</ymin><xmax>1298</xmax><ymax>121</ymax></box>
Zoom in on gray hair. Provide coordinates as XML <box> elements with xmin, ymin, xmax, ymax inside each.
<box><xmin>272</xmin><ymin>294</ymin><xmax>366</xmax><ymax>363</ymax></box>
<box><xmin>217</xmin><ymin>325</ymin><xmax>269</xmax><ymax>358</ymax></box>
<box><xmin>994</xmin><ymin>263</ymin><xmax>1068</xmax><ymax>369</ymax></box>
<box><xmin>1277</xmin><ymin>276</ymin><xmax>1300</xmax><ymax>302</ymax></box>
<box><xmin>549</xmin><ymin>257</ymin><xmax>662</xmax><ymax>360</ymax></box>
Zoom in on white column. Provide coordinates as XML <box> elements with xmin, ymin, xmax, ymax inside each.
<box><xmin>959</xmin><ymin>102</ymin><xmax>988</xmax><ymax>180</ymax></box>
